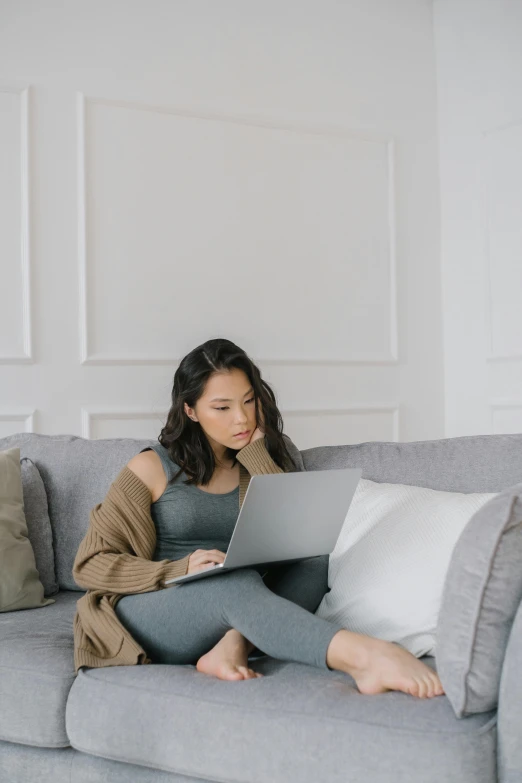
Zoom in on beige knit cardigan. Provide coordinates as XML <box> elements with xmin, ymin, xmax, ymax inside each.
<box><xmin>72</xmin><ymin>437</ymin><xmax>284</xmax><ymax>674</ymax></box>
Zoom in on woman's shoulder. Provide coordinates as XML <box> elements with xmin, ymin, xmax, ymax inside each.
<box><xmin>126</xmin><ymin>449</ymin><xmax>166</xmax><ymax>499</ymax></box>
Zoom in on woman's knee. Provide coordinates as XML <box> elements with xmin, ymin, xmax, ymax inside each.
<box><xmin>209</xmin><ymin>567</ymin><xmax>265</xmax><ymax>604</ymax></box>
<box><xmin>220</xmin><ymin>567</ymin><xmax>264</xmax><ymax>586</ymax></box>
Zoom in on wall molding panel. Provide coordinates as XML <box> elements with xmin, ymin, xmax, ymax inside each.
<box><xmin>482</xmin><ymin>119</ymin><xmax>522</xmax><ymax>363</ymax></box>
<box><xmin>77</xmin><ymin>92</ymin><xmax>398</xmax><ymax>367</ymax></box>
<box><xmin>81</xmin><ymin>407</ymin><xmax>166</xmax><ymax>439</ymax></box>
<box><xmin>284</xmin><ymin>405</ymin><xmax>400</xmax><ymax>443</ymax></box>
<box><xmin>0</xmin><ymin>409</ymin><xmax>36</xmax><ymax>434</ymax></box>
<box><xmin>490</xmin><ymin>400</ymin><xmax>522</xmax><ymax>433</ymax></box>
<box><xmin>81</xmin><ymin>404</ymin><xmax>399</xmax><ymax>442</ymax></box>
<box><xmin>0</xmin><ymin>86</ymin><xmax>33</xmax><ymax>364</ymax></box>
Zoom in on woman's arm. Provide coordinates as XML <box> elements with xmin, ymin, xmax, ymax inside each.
<box><xmin>72</xmin><ymin>526</ymin><xmax>190</xmax><ymax>593</ymax></box>
<box><xmin>72</xmin><ymin>464</ymin><xmax>190</xmax><ymax>593</ymax></box>
<box><xmin>235</xmin><ymin>436</ymin><xmax>285</xmax><ymax>475</ymax></box>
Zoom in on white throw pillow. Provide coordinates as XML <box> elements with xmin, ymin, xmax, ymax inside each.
<box><xmin>315</xmin><ymin>478</ymin><xmax>497</xmax><ymax>657</ymax></box>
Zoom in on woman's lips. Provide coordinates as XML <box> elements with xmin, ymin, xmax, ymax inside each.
<box><xmin>233</xmin><ymin>430</ymin><xmax>250</xmax><ymax>438</ymax></box>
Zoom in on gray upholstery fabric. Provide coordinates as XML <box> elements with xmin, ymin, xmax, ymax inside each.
<box><xmin>20</xmin><ymin>457</ymin><xmax>59</xmax><ymax>597</ymax></box>
<box><xmin>436</xmin><ymin>485</ymin><xmax>522</xmax><ymax>718</ymax></box>
<box><xmin>0</xmin><ymin>433</ymin><xmax>303</xmax><ymax>591</ymax></box>
<box><xmin>70</xmin><ymin>751</ymin><xmax>208</xmax><ymax>783</ymax></box>
<box><xmin>301</xmin><ymin>433</ymin><xmax>522</xmax><ymax>492</ymax></box>
<box><xmin>0</xmin><ymin>434</ymin><xmax>156</xmax><ymax>591</ymax></box>
<box><xmin>0</xmin><ymin>741</ymin><xmax>209</xmax><ymax>783</ymax></box>
<box><xmin>498</xmin><ymin>599</ymin><xmax>522</xmax><ymax>783</ymax></box>
<box><xmin>3</xmin><ymin>430</ymin><xmax>518</xmax><ymax>782</ymax></box>
<box><xmin>2</xmin><ymin>431</ymin><xmax>519</xmax><ymax>592</ymax></box>
<box><xmin>0</xmin><ymin>590</ymin><xmax>80</xmax><ymax>747</ymax></box>
<box><xmin>66</xmin><ymin>659</ymin><xmax>497</xmax><ymax>783</ymax></box>
<box><xmin>0</xmin><ymin>742</ymin><xmax>74</xmax><ymax>783</ymax></box>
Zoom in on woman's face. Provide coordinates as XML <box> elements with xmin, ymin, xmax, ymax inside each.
<box><xmin>184</xmin><ymin>368</ymin><xmax>258</xmax><ymax>457</ymax></box>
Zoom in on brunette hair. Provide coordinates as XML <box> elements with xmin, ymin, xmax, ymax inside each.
<box><xmin>158</xmin><ymin>338</ymin><xmax>297</xmax><ymax>486</ymax></box>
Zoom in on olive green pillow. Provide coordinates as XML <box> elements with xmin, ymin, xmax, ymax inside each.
<box><xmin>0</xmin><ymin>447</ymin><xmax>55</xmax><ymax>612</ymax></box>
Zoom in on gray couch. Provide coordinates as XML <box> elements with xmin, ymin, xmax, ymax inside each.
<box><xmin>1</xmin><ymin>431</ymin><xmax>521</xmax><ymax>783</ymax></box>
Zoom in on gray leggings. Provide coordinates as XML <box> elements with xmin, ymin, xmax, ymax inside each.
<box><xmin>114</xmin><ymin>556</ymin><xmax>345</xmax><ymax>670</ymax></box>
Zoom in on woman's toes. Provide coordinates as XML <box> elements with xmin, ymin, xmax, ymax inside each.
<box><xmin>417</xmin><ymin>678</ymin><xmax>428</xmax><ymax>698</ymax></box>
<box><xmin>429</xmin><ymin>674</ymin><xmax>442</xmax><ymax>696</ymax></box>
<box><xmin>423</xmin><ymin>676</ymin><xmax>434</xmax><ymax>698</ymax></box>
<box><xmin>227</xmin><ymin>670</ymin><xmax>244</xmax><ymax>680</ymax></box>
<box><xmin>432</xmin><ymin>676</ymin><xmax>441</xmax><ymax>696</ymax></box>
<box><xmin>408</xmin><ymin>680</ymin><xmax>420</xmax><ymax>697</ymax></box>
<box><xmin>238</xmin><ymin>665</ymin><xmax>261</xmax><ymax>680</ymax></box>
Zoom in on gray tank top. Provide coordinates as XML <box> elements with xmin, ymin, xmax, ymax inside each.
<box><xmin>141</xmin><ymin>442</ymin><xmax>240</xmax><ymax>563</ymax></box>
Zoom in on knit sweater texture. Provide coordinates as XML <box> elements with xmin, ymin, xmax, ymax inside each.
<box><xmin>72</xmin><ymin>437</ymin><xmax>285</xmax><ymax>674</ymax></box>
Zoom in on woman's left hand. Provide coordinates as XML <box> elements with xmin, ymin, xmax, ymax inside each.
<box><xmin>247</xmin><ymin>401</ymin><xmax>265</xmax><ymax>444</ymax></box>
<box><xmin>248</xmin><ymin>427</ymin><xmax>265</xmax><ymax>444</ymax></box>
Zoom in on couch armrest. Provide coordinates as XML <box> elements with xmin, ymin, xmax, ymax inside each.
<box><xmin>498</xmin><ymin>598</ymin><xmax>522</xmax><ymax>783</ymax></box>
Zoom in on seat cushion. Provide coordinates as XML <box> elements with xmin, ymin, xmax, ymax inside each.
<box><xmin>0</xmin><ymin>590</ymin><xmax>81</xmax><ymax>747</ymax></box>
<box><xmin>66</xmin><ymin>657</ymin><xmax>496</xmax><ymax>783</ymax></box>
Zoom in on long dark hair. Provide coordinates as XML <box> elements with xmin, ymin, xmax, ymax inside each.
<box><xmin>158</xmin><ymin>338</ymin><xmax>297</xmax><ymax>486</ymax></box>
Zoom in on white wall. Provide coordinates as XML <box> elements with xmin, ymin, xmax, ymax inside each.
<box><xmin>434</xmin><ymin>0</ymin><xmax>522</xmax><ymax>437</ymax></box>
<box><xmin>0</xmin><ymin>0</ymin><xmax>443</xmax><ymax>448</ymax></box>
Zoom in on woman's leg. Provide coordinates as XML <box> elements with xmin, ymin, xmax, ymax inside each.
<box><xmin>261</xmin><ymin>554</ymin><xmax>330</xmax><ymax>613</ymax></box>
<box><xmin>245</xmin><ymin>555</ymin><xmax>330</xmax><ymax>659</ymax></box>
<box><xmin>114</xmin><ymin>566</ymin><xmax>344</xmax><ymax>670</ymax></box>
<box><xmin>115</xmin><ymin>566</ymin><xmax>445</xmax><ymax>697</ymax></box>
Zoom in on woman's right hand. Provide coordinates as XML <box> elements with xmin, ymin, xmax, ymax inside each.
<box><xmin>187</xmin><ymin>548</ymin><xmax>226</xmax><ymax>575</ymax></box>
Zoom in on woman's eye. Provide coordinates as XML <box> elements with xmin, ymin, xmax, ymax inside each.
<box><xmin>215</xmin><ymin>397</ymin><xmax>255</xmax><ymax>411</ymax></box>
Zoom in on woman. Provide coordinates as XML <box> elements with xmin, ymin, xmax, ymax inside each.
<box><xmin>73</xmin><ymin>338</ymin><xmax>444</xmax><ymax>699</ymax></box>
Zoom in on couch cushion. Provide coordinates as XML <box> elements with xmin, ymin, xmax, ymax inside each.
<box><xmin>302</xmin><ymin>432</ymin><xmax>522</xmax><ymax>492</ymax></box>
<box><xmin>315</xmin><ymin>477</ymin><xmax>497</xmax><ymax>657</ymax></box>
<box><xmin>20</xmin><ymin>457</ymin><xmax>59</xmax><ymax>597</ymax></box>
<box><xmin>0</xmin><ymin>434</ymin><xmax>155</xmax><ymax>591</ymax></box>
<box><xmin>0</xmin><ymin>590</ymin><xmax>81</xmax><ymax>747</ymax></box>
<box><xmin>436</xmin><ymin>483</ymin><xmax>522</xmax><ymax>718</ymax></box>
<box><xmin>0</xmin><ymin>447</ymin><xmax>55</xmax><ymax>612</ymax></box>
<box><xmin>66</xmin><ymin>658</ymin><xmax>496</xmax><ymax>783</ymax></box>
<box><xmin>0</xmin><ymin>740</ymin><xmax>211</xmax><ymax>783</ymax></box>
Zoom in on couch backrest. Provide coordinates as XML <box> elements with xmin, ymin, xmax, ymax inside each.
<box><xmin>0</xmin><ymin>433</ymin><xmax>155</xmax><ymax>590</ymax></box>
<box><xmin>2</xmin><ymin>431</ymin><xmax>522</xmax><ymax>590</ymax></box>
<box><xmin>301</xmin><ymin>433</ymin><xmax>522</xmax><ymax>492</ymax></box>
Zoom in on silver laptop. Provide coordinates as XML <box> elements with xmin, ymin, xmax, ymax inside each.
<box><xmin>164</xmin><ymin>467</ymin><xmax>362</xmax><ymax>586</ymax></box>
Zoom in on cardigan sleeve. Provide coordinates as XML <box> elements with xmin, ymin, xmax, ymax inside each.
<box><xmin>72</xmin><ymin>527</ymin><xmax>190</xmax><ymax>593</ymax></box>
<box><xmin>235</xmin><ymin>436</ymin><xmax>286</xmax><ymax>475</ymax></box>
<box><xmin>72</xmin><ymin>466</ymin><xmax>190</xmax><ymax>593</ymax></box>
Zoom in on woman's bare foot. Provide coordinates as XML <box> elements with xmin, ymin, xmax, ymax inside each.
<box><xmin>196</xmin><ymin>630</ymin><xmax>264</xmax><ymax>681</ymax></box>
<box><xmin>326</xmin><ymin>630</ymin><xmax>445</xmax><ymax>699</ymax></box>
